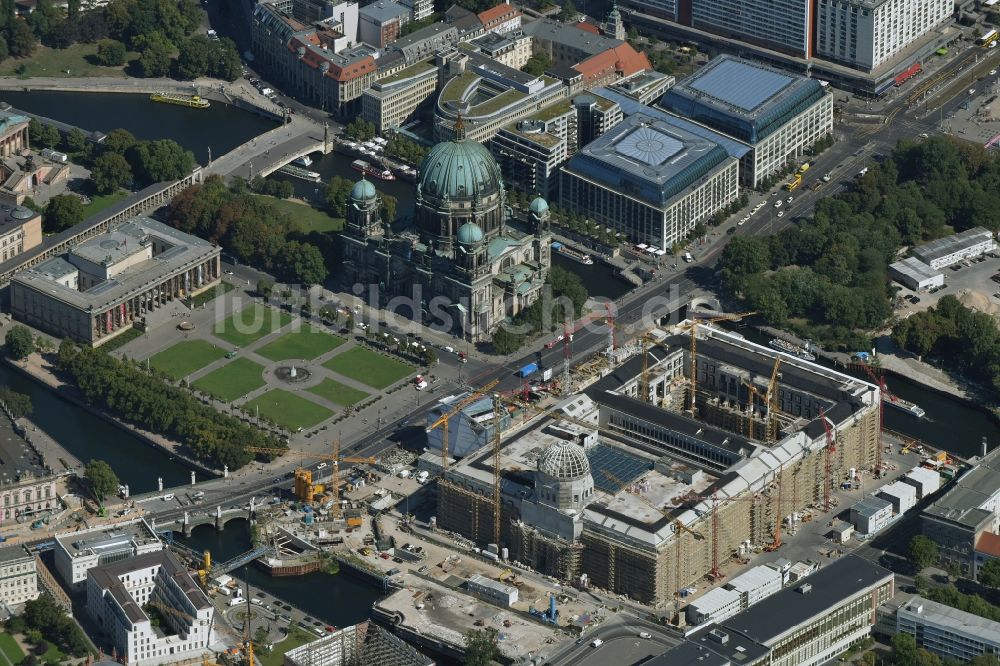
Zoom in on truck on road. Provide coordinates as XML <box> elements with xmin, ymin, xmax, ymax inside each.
<box><xmin>517</xmin><ymin>363</ymin><xmax>539</xmax><ymax>378</ymax></box>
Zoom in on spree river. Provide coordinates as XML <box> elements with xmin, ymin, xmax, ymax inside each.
<box><xmin>0</xmin><ymin>90</ymin><xmax>276</xmax><ymax>163</ymax></box>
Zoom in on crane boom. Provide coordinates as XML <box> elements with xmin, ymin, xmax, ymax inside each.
<box><xmin>684</xmin><ymin>312</ymin><xmax>756</xmax><ymax>414</ymax></box>
<box><xmin>426</xmin><ymin>379</ymin><xmax>500</xmax><ymax>470</ymax></box>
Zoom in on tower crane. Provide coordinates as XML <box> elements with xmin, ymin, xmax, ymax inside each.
<box><xmin>739</xmin><ymin>378</ymin><xmax>764</xmax><ymax>439</ymax></box>
<box><xmin>245</xmin><ymin>444</ymin><xmax>377</xmax><ymax>516</ymax></box>
<box><xmin>819</xmin><ymin>406</ymin><xmax>836</xmax><ymax>513</ymax></box>
<box><xmin>683</xmin><ymin>312</ymin><xmax>756</xmax><ymax>414</ymax></box>
<box><xmin>492</xmin><ymin>394</ymin><xmax>504</xmax><ymax>547</ymax></box>
<box><xmin>426</xmin><ymin>379</ymin><xmax>500</xmax><ymax>470</ymax></box>
<box><xmin>855</xmin><ymin>360</ymin><xmax>889</xmax><ymax>475</ymax></box>
<box><xmin>765</xmin><ymin>357</ymin><xmax>782</xmax><ymax>443</ymax></box>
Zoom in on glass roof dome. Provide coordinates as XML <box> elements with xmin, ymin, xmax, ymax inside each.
<box><xmin>351</xmin><ymin>178</ymin><xmax>377</xmax><ymax>201</ymax></box>
<box><xmin>538</xmin><ymin>442</ymin><xmax>591</xmax><ymax>481</ymax></box>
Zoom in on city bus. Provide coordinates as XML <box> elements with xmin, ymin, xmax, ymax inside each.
<box><xmin>784</xmin><ymin>174</ymin><xmax>802</xmax><ymax>191</ymax></box>
<box><xmin>977</xmin><ymin>29</ymin><xmax>999</xmax><ymax>47</ymax></box>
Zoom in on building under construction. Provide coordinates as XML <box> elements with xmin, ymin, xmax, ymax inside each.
<box><xmin>282</xmin><ymin>621</ymin><xmax>434</xmax><ymax>666</ymax></box>
<box><xmin>435</xmin><ymin>326</ymin><xmax>880</xmax><ymax>607</ymax></box>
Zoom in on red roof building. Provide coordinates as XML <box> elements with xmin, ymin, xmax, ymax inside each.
<box><xmin>477</xmin><ymin>3</ymin><xmax>521</xmax><ymax>34</ymax></box>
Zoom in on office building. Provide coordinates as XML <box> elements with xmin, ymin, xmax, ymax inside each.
<box><xmin>467</xmin><ymin>573</ymin><xmax>518</xmax><ymax>606</ymax></box>
<box><xmin>477</xmin><ymin>3</ymin><xmax>520</xmax><ymax>34</ymax></box>
<box><xmin>521</xmin><ymin>19</ymin><xmax>651</xmax><ymax>89</ymax></box>
<box><xmin>560</xmin><ymin>112</ymin><xmax>739</xmax><ymax>249</ymax></box>
<box><xmin>444</xmin><ymin>4</ymin><xmax>484</xmax><ymax>38</ymax></box>
<box><xmin>55</xmin><ymin>519</ymin><xmax>162</xmax><ymax>590</ymax></box>
<box><xmin>383</xmin><ymin>23</ymin><xmax>459</xmax><ymax>65</ymax></box>
<box><xmin>359</xmin><ymin>0</ymin><xmax>409</xmax><ymax>47</ymax></box>
<box><xmin>923</xmin><ymin>449</ymin><xmax>1000</xmax><ymax>576</ymax></box>
<box><xmin>890</xmin><ymin>257</ymin><xmax>945</xmax><ymax>292</ymax></box>
<box><xmin>398</xmin><ymin>0</ymin><xmax>432</xmax><ymax>21</ymax></box>
<box><xmin>573</xmin><ymin>93</ymin><xmax>624</xmax><ymax>147</ymax></box>
<box><xmin>0</xmin><ymin>201</ymin><xmax>40</xmax><ymax>265</ymax></box>
<box><xmin>340</xmin><ymin>131</ymin><xmax>552</xmax><ymax>342</ymax></box>
<box><xmin>10</xmin><ymin>216</ymin><xmax>221</xmax><ymax>347</ymax></box>
<box><xmin>660</xmin><ymin>55</ymin><xmax>833</xmax><ymax>187</ymax></box>
<box><xmin>490</xmin><ymin>100</ymin><xmax>579</xmax><ymax>199</ymax></box>
<box><xmin>465</xmin><ymin>30</ymin><xmax>532</xmax><ymax>69</ymax></box>
<box><xmin>363</xmin><ymin>60</ymin><xmax>438</xmax><ymax>133</ymax></box>
<box><xmin>912</xmin><ymin>227</ymin><xmax>996</xmax><ymax>269</ymax></box>
<box><xmin>659</xmin><ymin>556</ymin><xmax>894</xmax><ymax>666</ymax></box>
<box><xmin>693</xmin><ymin>0</ymin><xmax>815</xmax><ymax>58</ymax></box>
<box><xmin>436</xmin><ymin>326</ymin><xmax>882</xmax><ymax>605</ymax></box>
<box><xmin>816</xmin><ymin>0</ymin><xmax>952</xmax><ymax>71</ymax></box>
<box><xmin>687</xmin><ymin>587</ymin><xmax>742</xmax><ymax>625</ymax></box>
<box><xmin>0</xmin><ymin>414</ymin><xmax>58</xmax><ymax>527</ymax></box>
<box><xmin>0</xmin><ymin>546</ymin><xmax>38</xmax><ymax>608</ymax></box>
<box><xmin>851</xmin><ymin>496</ymin><xmax>894</xmax><ymax>534</ymax></box>
<box><xmin>252</xmin><ymin>3</ymin><xmax>377</xmax><ymax>118</ymax></box>
<box><xmin>434</xmin><ymin>51</ymin><xmax>564</xmax><ymax>143</ymax></box>
<box><xmin>893</xmin><ymin>595</ymin><xmax>1000</xmax><ymax>662</ymax></box>
<box><xmin>605</xmin><ymin>69</ymin><xmax>674</xmax><ymax>105</ymax></box>
<box><xmin>86</xmin><ymin>550</ymin><xmax>213</xmax><ymax>666</ymax></box>
<box><xmin>292</xmin><ymin>0</ymin><xmax>358</xmax><ymax>33</ymax></box>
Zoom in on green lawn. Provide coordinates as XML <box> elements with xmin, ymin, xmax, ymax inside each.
<box><xmin>192</xmin><ymin>358</ymin><xmax>266</xmax><ymax>402</ymax></box>
<box><xmin>307</xmin><ymin>378</ymin><xmax>369</xmax><ymax>407</ymax></box>
<box><xmin>191</xmin><ymin>280</ymin><xmax>235</xmax><ymax>308</ymax></box>
<box><xmin>258</xmin><ymin>627</ymin><xmax>317</xmax><ymax>666</ymax></box>
<box><xmin>81</xmin><ymin>190</ymin><xmax>129</xmax><ymax>219</ymax></box>
<box><xmin>255</xmin><ymin>326</ymin><xmax>345</xmax><ymax>362</ymax></box>
<box><xmin>243</xmin><ymin>389</ymin><xmax>333</xmax><ymax>430</ymax></box>
<box><xmin>148</xmin><ymin>340</ymin><xmax>225</xmax><ymax>380</ymax></box>
<box><xmin>260</xmin><ymin>195</ymin><xmax>344</xmax><ymax>232</ymax></box>
<box><xmin>214</xmin><ymin>304</ymin><xmax>293</xmax><ymax>347</ymax></box>
<box><xmin>323</xmin><ymin>347</ymin><xmax>413</xmax><ymax>389</ymax></box>
<box><xmin>37</xmin><ymin>641</ymin><xmax>66</xmax><ymax>665</ymax></box>
<box><xmin>0</xmin><ymin>632</ymin><xmax>23</xmax><ymax>664</ymax></box>
<box><xmin>0</xmin><ymin>43</ymin><xmax>136</xmax><ymax>77</ymax></box>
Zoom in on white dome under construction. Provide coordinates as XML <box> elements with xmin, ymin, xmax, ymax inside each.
<box><xmin>536</xmin><ymin>441</ymin><xmax>595</xmax><ymax>512</ymax></box>
<box><xmin>538</xmin><ymin>441</ymin><xmax>591</xmax><ymax>480</ymax></box>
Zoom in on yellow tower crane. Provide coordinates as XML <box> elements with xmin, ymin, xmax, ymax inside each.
<box><xmin>765</xmin><ymin>358</ymin><xmax>782</xmax><ymax>443</ymax></box>
<box><xmin>683</xmin><ymin>312</ymin><xmax>756</xmax><ymax>414</ymax></box>
<box><xmin>245</xmin><ymin>444</ymin><xmax>377</xmax><ymax>517</ymax></box>
<box><xmin>740</xmin><ymin>378</ymin><xmax>763</xmax><ymax>440</ymax></box>
<box><xmin>426</xmin><ymin>379</ymin><xmax>500</xmax><ymax>470</ymax></box>
<box><xmin>492</xmin><ymin>393</ymin><xmax>504</xmax><ymax>547</ymax></box>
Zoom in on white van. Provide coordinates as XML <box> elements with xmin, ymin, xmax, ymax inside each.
<box><xmin>398</xmin><ymin>469</ymin><xmax>411</xmax><ymax>479</ymax></box>
<box><xmin>591</xmin><ymin>639</ymin><xmax>604</xmax><ymax>648</ymax></box>
<box><xmin>416</xmin><ymin>471</ymin><xmax>430</xmax><ymax>484</ymax></box>
<box><xmin>683</xmin><ymin>252</ymin><xmax>694</xmax><ymax>263</ymax></box>
<box><xmin>228</xmin><ymin>597</ymin><xmax>244</xmax><ymax>607</ymax></box>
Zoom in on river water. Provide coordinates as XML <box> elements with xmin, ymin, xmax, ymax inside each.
<box><xmin>0</xmin><ymin>90</ymin><xmax>276</xmax><ymax>163</ymax></box>
<box><xmin>178</xmin><ymin>519</ymin><xmax>385</xmax><ymax>629</ymax></box>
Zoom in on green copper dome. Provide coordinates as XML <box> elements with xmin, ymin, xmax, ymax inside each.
<box><xmin>418</xmin><ymin>138</ymin><xmax>503</xmax><ymax>201</ymax></box>
<box><xmin>529</xmin><ymin>197</ymin><xmax>549</xmax><ymax>214</ymax></box>
<box><xmin>457</xmin><ymin>222</ymin><xmax>484</xmax><ymax>245</ymax></box>
<box><xmin>351</xmin><ymin>178</ymin><xmax>377</xmax><ymax>201</ymax></box>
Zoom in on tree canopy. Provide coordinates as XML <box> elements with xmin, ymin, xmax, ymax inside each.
<box><xmin>84</xmin><ymin>459</ymin><xmax>120</xmax><ymax>501</ymax></box>
<box><xmin>91</xmin><ymin>152</ymin><xmax>133</xmax><ymax>194</ymax></box>
<box><xmin>0</xmin><ymin>387</ymin><xmax>32</xmax><ymax>418</ymax></box>
<box><xmin>908</xmin><ymin>535</ymin><xmax>939</xmax><ymax>571</ymax></box>
<box><xmin>5</xmin><ymin>325</ymin><xmax>35</xmax><ymax>360</ymax></box>
<box><xmin>464</xmin><ymin>627</ymin><xmax>500</xmax><ymax>666</ymax></box>
<box><xmin>716</xmin><ymin>136</ymin><xmax>1000</xmax><ymax>350</ymax></box>
<box><xmin>165</xmin><ymin>175</ymin><xmax>329</xmax><ymax>285</ymax></box>
<box><xmin>44</xmin><ymin>194</ymin><xmax>85</xmax><ymax>233</ymax></box>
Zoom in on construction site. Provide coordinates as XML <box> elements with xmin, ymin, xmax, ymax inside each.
<box><xmin>432</xmin><ymin>322</ymin><xmax>882</xmax><ymax>609</ymax></box>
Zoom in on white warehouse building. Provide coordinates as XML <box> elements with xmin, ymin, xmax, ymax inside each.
<box><xmin>904</xmin><ymin>466</ymin><xmax>941</xmax><ymax>499</ymax></box>
<box><xmin>54</xmin><ymin>519</ymin><xmax>162</xmax><ymax>590</ymax></box>
<box><xmin>724</xmin><ymin>565</ymin><xmax>783</xmax><ymax>607</ymax></box>
<box><xmin>851</xmin><ymin>496</ymin><xmax>894</xmax><ymax>535</ymax></box>
<box><xmin>878</xmin><ymin>481</ymin><xmax>917</xmax><ymax>515</ymax></box>
<box><xmin>686</xmin><ymin>586</ymin><xmax>742</xmax><ymax>626</ymax></box>
<box><xmin>912</xmin><ymin>227</ymin><xmax>996</xmax><ymax>270</ymax></box>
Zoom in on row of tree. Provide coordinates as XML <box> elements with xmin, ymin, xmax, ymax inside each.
<box><xmin>492</xmin><ymin>265</ymin><xmax>589</xmax><ymax>354</ymax></box>
<box><xmin>893</xmin><ymin>295</ymin><xmax>1000</xmax><ymax>395</ymax></box>
<box><xmin>717</xmin><ymin>136</ymin><xmax>1000</xmax><ymax>351</ymax></box>
<box><xmin>165</xmin><ymin>175</ymin><xmax>328</xmax><ymax>285</ymax></box>
<box><xmin>383</xmin><ymin>135</ymin><xmax>427</xmax><ymax>167</ymax></box>
<box><xmin>56</xmin><ymin>339</ymin><xmax>286</xmax><ymax>470</ymax></box>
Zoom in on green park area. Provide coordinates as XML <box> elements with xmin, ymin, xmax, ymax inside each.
<box><xmin>323</xmin><ymin>347</ymin><xmax>413</xmax><ymax>390</ymax></box>
<box><xmin>214</xmin><ymin>304</ymin><xmax>293</xmax><ymax>347</ymax></box>
<box><xmin>148</xmin><ymin>340</ymin><xmax>224</xmax><ymax>380</ymax></box>
<box><xmin>0</xmin><ymin>43</ymin><xmax>135</xmax><ymax>78</ymax></box>
<box><xmin>81</xmin><ymin>190</ymin><xmax>130</xmax><ymax>219</ymax></box>
<box><xmin>192</xmin><ymin>358</ymin><xmax>266</xmax><ymax>402</ymax></box>
<box><xmin>308</xmin><ymin>378</ymin><xmax>369</xmax><ymax>407</ymax></box>
<box><xmin>0</xmin><ymin>632</ymin><xmax>23</xmax><ymax>665</ymax></box>
<box><xmin>263</xmin><ymin>197</ymin><xmax>344</xmax><ymax>233</ymax></box>
<box><xmin>258</xmin><ymin>627</ymin><xmax>317</xmax><ymax>666</ymax></box>
<box><xmin>243</xmin><ymin>389</ymin><xmax>333</xmax><ymax>430</ymax></box>
<box><xmin>255</xmin><ymin>326</ymin><xmax>345</xmax><ymax>362</ymax></box>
